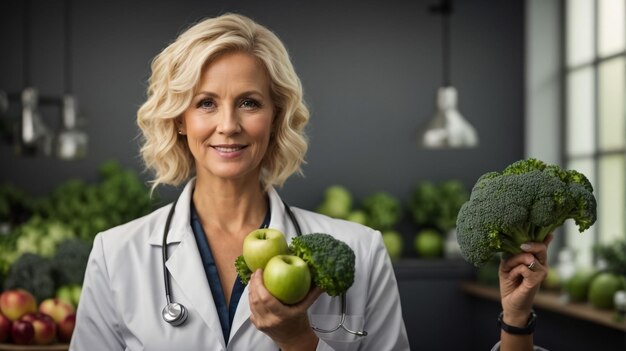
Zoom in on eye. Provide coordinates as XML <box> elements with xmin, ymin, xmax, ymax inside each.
<box><xmin>240</xmin><ymin>98</ymin><xmax>262</xmax><ymax>110</ymax></box>
<box><xmin>197</xmin><ymin>98</ymin><xmax>215</xmax><ymax>110</ymax></box>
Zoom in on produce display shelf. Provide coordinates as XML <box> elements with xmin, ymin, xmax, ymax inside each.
<box><xmin>0</xmin><ymin>344</ymin><xmax>69</xmax><ymax>350</ymax></box>
<box><xmin>461</xmin><ymin>282</ymin><xmax>626</xmax><ymax>332</ymax></box>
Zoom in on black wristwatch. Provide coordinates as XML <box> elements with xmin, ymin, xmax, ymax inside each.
<box><xmin>498</xmin><ymin>311</ymin><xmax>537</xmax><ymax>335</ymax></box>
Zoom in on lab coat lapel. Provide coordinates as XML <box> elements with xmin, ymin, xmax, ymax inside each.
<box><xmin>229</xmin><ymin>187</ymin><xmax>301</xmax><ymax>341</ymax></box>
<box><xmin>165</xmin><ymin>216</ymin><xmax>226</xmax><ymax>348</ymax></box>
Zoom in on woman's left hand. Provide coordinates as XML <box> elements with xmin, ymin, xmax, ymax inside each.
<box><xmin>248</xmin><ymin>269</ymin><xmax>323</xmax><ymax>351</ymax></box>
<box><xmin>499</xmin><ymin>234</ymin><xmax>553</xmax><ymax>326</ymax></box>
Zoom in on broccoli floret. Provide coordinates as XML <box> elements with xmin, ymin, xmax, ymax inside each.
<box><xmin>289</xmin><ymin>233</ymin><xmax>355</xmax><ymax>296</ymax></box>
<box><xmin>52</xmin><ymin>239</ymin><xmax>92</xmax><ymax>286</ymax></box>
<box><xmin>456</xmin><ymin>158</ymin><xmax>597</xmax><ymax>267</ymax></box>
<box><xmin>4</xmin><ymin>253</ymin><xmax>56</xmax><ymax>302</ymax></box>
<box><xmin>235</xmin><ymin>255</ymin><xmax>252</xmax><ymax>285</ymax></box>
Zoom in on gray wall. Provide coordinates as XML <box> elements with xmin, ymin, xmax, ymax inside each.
<box><xmin>0</xmin><ymin>0</ymin><xmax>524</xmax><ymax>213</ymax></box>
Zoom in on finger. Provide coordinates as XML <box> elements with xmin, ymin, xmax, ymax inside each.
<box><xmin>248</xmin><ymin>269</ymin><xmax>273</xmax><ymax>307</ymax></box>
<box><xmin>292</xmin><ymin>286</ymin><xmax>323</xmax><ymax>311</ymax></box>
<box><xmin>500</xmin><ymin>252</ymin><xmax>536</xmax><ymax>273</ymax></box>
<box><xmin>520</xmin><ymin>241</ymin><xmax>548</xmax><ymax>266</ymax></box>
<box><xmin>504</xmin><ymin>263</ymin><xmax>546</xmax><ymax>288</ymax></box>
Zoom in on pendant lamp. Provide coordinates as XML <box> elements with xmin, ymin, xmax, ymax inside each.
<box><xmin>0</xmin><ymin>0</ymin><xmax>88</xmax><ymax>159</ymax></box>
<box><xmin>56</xmin><ymin>0</ymin><xmax>88</xmax><ymax>160</ymax></box>
<box><xmin>416</xmin><ymin>0</ymin><xmax>478</xmax><ymax>149</ymax></box>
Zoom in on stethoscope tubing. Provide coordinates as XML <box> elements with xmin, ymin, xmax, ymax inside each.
<box><xmin>161</xmin><ymin>193</ymin><xmax>367</xmax><ymax>337</ymax></box>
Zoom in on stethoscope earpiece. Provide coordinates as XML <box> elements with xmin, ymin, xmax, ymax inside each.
<box><xmin>162</xmin><ymin>302</ymin><xmax>188</xmax><ymax>326</ymax></box>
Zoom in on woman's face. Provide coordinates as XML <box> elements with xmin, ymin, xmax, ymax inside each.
<box><xmin>180</xmin><ymin>51</ymin><xmax>275</xmax><ymax>184</ymax></box>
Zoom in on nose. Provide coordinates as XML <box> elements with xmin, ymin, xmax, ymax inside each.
<box><xmin>216</xmin><ymin>106</ymin><xmax>241</xmax><ymax>136</ymax></box>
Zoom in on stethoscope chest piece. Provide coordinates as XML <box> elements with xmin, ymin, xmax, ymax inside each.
<box><xmin>162</xmin><ymin>302</ymin><xmax>188</xmax><ymax>326</ymax></box>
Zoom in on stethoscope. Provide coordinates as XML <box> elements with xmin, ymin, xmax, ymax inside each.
<box><xmin>161</xmin><ymin>194</ymin><xmax>368</xmax><ymax>337</ymax></box>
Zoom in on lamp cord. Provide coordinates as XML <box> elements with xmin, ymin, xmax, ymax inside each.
<box><xmin>430</xmin><ymin>0</ymin><xmax>453</xmax><ymax>87</ymax></box>
<box><xmin>442</xmin><ymin>10</ymin><xmax>450</xmax><ymax>87</ymax></box>
<box><xmin>64</xmin><ymin>0</ymin><xmax>73</xmax><ymax>94</ymax></box>
<box><xmin>22</xmin><ymin>0</ymin><xmax>31</xmax><ymax>88</ymax></box>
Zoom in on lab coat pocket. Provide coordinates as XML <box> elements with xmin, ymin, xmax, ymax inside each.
<box><xmin>310</xmin><ymin>313</ymin><xmax>365</xmax><ymax>346</ymax></box>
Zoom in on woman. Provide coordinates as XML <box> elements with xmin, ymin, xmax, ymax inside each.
<box><xmin>71</xmin><ymin>13</ymin><xmax>548</xmax><ymax>351</ymax></box>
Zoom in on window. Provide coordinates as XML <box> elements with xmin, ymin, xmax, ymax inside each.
<box><xmin>564</xmin><ymin>0</ymin><xmax>626</xmax><ymax>266</ymax></box>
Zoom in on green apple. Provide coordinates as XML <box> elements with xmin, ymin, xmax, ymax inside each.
<box><xmin>263</xmin><ymin>255</ymin><xmax>311</xmax><ymax>304</ymax></box>
<box><xmin>56</xmin><ymin>285</ymin><xmax>75</xmax><ymax>308</ymax></box>
<box><xmin>588</xmin><ymin>272</ymin><xmax>625</xmax><ymax>309</ymax></box>
<box><xmin>243</xmin><ymin>228</ymin><xmax>289</xmax><ymax>272</ymax></box>
<box><xmin>346</xmin><ymin>210</ymin><xmax>368</xmax><ymax>225</ymax></box>
<box><xmin>414</xmin><ymin>229</ymin><xmax>444</xmax><ymax>258</ymax></box>
<box><xmin>382</xmin><ymin>231</ymin><xmax>403</xmax><ymax>260</ymax></box>
<box><xmin>71</xmin><ymin>284</ymin><xmax>82</xmax><ymax>307</ymax></box>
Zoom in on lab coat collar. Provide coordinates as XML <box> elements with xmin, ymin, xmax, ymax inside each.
<box><xmin>165</xmin><ymin>225</ymin><xmax>227</xmax><ymax>349</ymax></box>
<box><xmin>147</xmin><ymin>179</ymin><xmax>196</xmax><ymax>246</ymax></box>
<box><xmin>229</xmin><ymin>186</ymin><xmax>302</xmax><ymax>342</ymax></box>
<box><xmin>152</xmin><ymin>178</ymin><xmax>225</xmax><ymax>348</ymax></box>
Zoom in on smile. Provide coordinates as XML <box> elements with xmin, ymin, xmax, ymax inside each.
<box><xmin>211</xmin><ymin>145</ymin><xmax>247</xmax><ymax>153</ymax></box>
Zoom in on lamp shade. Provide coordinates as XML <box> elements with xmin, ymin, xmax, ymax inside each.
<box><xmin>416</xmin><ymin>86</ymin><xmax>478</xmax><ymax>149</ymax></box>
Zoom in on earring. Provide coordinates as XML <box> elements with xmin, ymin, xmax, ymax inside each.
<box><xmin>178</xmin><ymin>129</ymin><xmax>182</xmax><ymax>134</ymax></box>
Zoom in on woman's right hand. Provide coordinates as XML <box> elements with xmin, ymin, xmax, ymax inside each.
<box><xmin>248</xmin><ymin>269</ymin><xmax>323</xmax><ymax>351</ymax></box>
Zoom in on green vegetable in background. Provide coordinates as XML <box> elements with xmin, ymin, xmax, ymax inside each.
<box><xmin>346</xmin><ymin>210</ymin><xmax>368</xmax><ymax>225</ymax></box>
<box><xmin>52</xmin><ymin>239</ymin><xmax>92</xmax><ymax>286</ymax></box>
<box><xmin>4</xmin><ymin>253</ymin><xmax>56</xmax><ymax>302</ymax></box>
<box><xmin>33</xmin><ymin>160</ymin><xmax>156</xmax><ymax>242</ymax></box>
<box><xmin>0</xmin><ymin>217</ymin><xmax>75</xmax><ymax>277</ymax></box>
<box><xmin>382</xmin><ymin>230</ymin><xmax>403</xmax><ymax>260</ymax></box>
<box><xmin>456</xmin><ymin>158</ymin><xmax>597</xmax><ymax>267</ymax></box>
<box><xmin>588</xmin><ymin>272</ymin><xmax>625</xmax><ymax>309</ymax></box>
<box><xmin>409</xmin><ymin>180</ymin><xmax>468</xmax><ymax>233</ymax></box>
<box><xmin>595</xmin><ymin>239</ymin><xmax>626</xmax><ymax>277</ymax></box>
<box><xmin>361</xmin><ymin>192</ymin><xmax>401</xmax><ymax>231</ymax></box>
<box><xmin>564</xmin><ymin>269</ymin><xmax>597</xmax><ymax>303</ymax></box>
<box><xmin>316</xmin><ymin>185</ymin><xmax>353</xmax><ymax>219</ymax></box>
<box><xmin>0</xmin><ymin>160</ymin><xmax>156</xmax><ymax>299</ymax></box>
<box><xmin>0</xmin><ymin>183</ymin><xmax>34</xmax><ymax>227</ymax></box>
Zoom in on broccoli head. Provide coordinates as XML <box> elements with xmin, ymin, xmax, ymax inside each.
<box><xmin>289</xmin><ymin>233</ymin><xmax>355</xmax><ymax>296</ymax></box>
<box><xmin>456</xmin><ymin>158</ymin><xmax>597</xmax><ymax>267</ymax></box>
<box><xmin>4</xmin><ymin>253</ymin><xmax>56</xmax><ymax>302</ymax></box>
<box><xmin>52</xmin><ymin>239</ymin><xmax>92</xmax><ymax>286</ymax></box>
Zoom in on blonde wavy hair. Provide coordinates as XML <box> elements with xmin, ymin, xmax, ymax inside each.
<box><xmin>137</xmin><ymin>13</ymin><xmax>309</xmax><ymax>192</ymax></box>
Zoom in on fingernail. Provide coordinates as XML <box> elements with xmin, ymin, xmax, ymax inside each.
<box><xmin>520</xmin><ymin>243</ymin><xmax>532</xmax><ymax>251</ymax></box>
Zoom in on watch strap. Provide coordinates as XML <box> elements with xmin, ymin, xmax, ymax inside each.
<box><xmin>498</xmin><ymin>311</ymin><xmax>537</xmax><ymax>335</ymax></box>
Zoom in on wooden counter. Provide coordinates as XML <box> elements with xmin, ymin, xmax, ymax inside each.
<box><xmin>461</xmin><ymin>282</ymin><xmax>626</xmax><ymax>332</ymax></box>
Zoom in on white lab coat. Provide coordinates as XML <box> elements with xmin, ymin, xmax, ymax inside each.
<box><xmin>70</xmin><ymin>179</ymin><xmax>410</xmax><ymax>351</ymax></box>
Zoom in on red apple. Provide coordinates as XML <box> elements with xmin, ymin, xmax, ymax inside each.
<box><xmin>20</xmin><ymin>313</ymin><xmax>56</xmax><ymax>345</ymax></box>
<box><xmin>11</xmin><ymin>319</ymin><xmax>34</xmax><ymax>345</ymax></box>
<box><xmin>32</xmin><ymin>316</ymin><xmax>57</xmax><ymax>345</ymax></box>
<box><xmin>38</xmin><ymin>298</ymin><xmax>76</xmax><ymax>324</ymax></box>
<box><xmin>20</xmin><ymin>312</ymin><xmax>53</xmax><ymax>324</ymax></box>
<box><xmin>0</xmin><ymin>289</ymin><xmax>37</xmax><ymax>321</ymax></box>
<box><xmin>243</xmin><ymin>228</ymin><xmax>289</xmax><ymax>272</ymax></box>
<box><xmin>57</xmin><ymin>313</ymin><xmax>76</xmax><ymax>343</ymax></box>
<box><xmin>0</xmin><ymin>312</ymin><xmax>11</xmax><ymax>343</ymax></box>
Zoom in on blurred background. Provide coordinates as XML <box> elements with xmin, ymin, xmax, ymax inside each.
<box><xmin>0</xmin><ymin>0</ymin><xmax>625</xmax><ymax>350</ymax></box>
